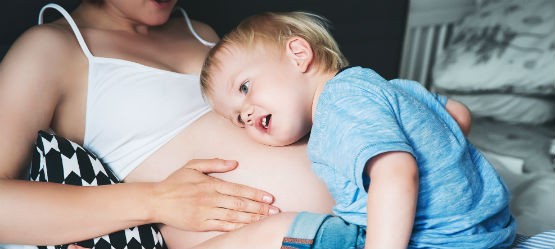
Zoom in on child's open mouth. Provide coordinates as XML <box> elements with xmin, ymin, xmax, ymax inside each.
<box><xmin>261</xmin><ymin>114</ymin><xmax>272</xmax><ymax>129</ymax></box>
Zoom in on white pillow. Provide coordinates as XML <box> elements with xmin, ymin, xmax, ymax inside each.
<box><xmin>449</xmin><ymin>93</ymin><xmax>555</xmax><ymax>124</ymax></box>
<box><xmin>433</xmin><ymin>0</ymin><xmax>555</xmax><ymax>96</ymax></box>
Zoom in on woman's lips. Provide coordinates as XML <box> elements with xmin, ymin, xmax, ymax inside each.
<box><xmin>151</xmin><ymin>0</ymin><xmax>172</xmax><ymax>8</ymax></box>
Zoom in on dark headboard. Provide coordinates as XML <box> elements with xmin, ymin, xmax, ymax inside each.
<box><xmin>1</xmin><ymin>1</ymin><xmax>79</xmax><ymax>60</ymax></box>
<box><xmin>2</xmin><ymin>1</ymin><xmax>408</xmax><ymax>79</ymax></box>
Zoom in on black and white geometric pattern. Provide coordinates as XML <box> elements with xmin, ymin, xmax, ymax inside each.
<box><xmin>30</xmin><ymin>131</ymin><xmax>166</xmax><ymax>249</ymax></box>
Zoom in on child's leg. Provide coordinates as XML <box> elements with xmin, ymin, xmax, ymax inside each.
<box><xmin>283</xmin><ymin>212</ymin><xmax>366</xmax><ymax>249</ymax></box>
<box><xmin>191</xmin><ymin>212</ymin><xmax>298</xmax><ymax>249</ymax></box>
<box><xmin>192</xmin><ymin>212</ymin><xmax>366</xmax><ymax>249</ymax></box>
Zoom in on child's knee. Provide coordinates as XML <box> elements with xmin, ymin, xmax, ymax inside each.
<box><xmin>257</xmin><ymin>212</ymin><xmax>298</xmax><ymax>237</ymax></box>
<box><xmin>192</xmin><ymin>212</ymin><xmax>297</xmax><ymax>249</ymax></box>
<box><xmin>238</xmin><ymin>212</ymin><xmax>298</xmax><ymax>248</ymax></box>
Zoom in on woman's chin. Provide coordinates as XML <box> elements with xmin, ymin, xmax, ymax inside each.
<box><xmin>147</xmin><ymin>16</ymin><xmax>171</xmax><ymax>26</ymax></box>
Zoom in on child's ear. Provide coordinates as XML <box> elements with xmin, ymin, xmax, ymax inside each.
<box><xmin>286</xmin><ymin>37</ymin><xmax>314</xmax><ymax>73</ymax></box>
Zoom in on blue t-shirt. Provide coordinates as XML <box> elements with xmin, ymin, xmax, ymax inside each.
<box><xmin>308</xmin><ymin>67</ymin><xmax>516</xmax><ymax>248</ymax></box>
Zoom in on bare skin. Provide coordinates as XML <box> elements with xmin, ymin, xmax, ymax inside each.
<box><xmin>132</xmin><ymin>113</ymin><xmax>334</xmax><ymax>247</ymax></box>
<box><xmin>0</xmin><ymin>1</ymin><xmax>333</xmax><ymax>247</ymax></box>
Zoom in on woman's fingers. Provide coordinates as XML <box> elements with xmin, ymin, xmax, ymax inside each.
<box><xmin>210</xmin><ymin>207</ymin><xmax>265</xmax><ymax>226</ymax></box>
<box><xmin>216</xmin><ymin>180</ymin><xmax>275</xmax><ymax>205</ymax></box>
<box><xmin>188</xmin><ymin>159</ymin><xmax>277</xmax><ymax>208</ymax></box>
<box><xmin>186</xmin><ymin>158</ymin><xmax>239</xmax><ymax>174</ymax></box>
<box><xmin>219</xmin><ymin>195</ymin><xmax>279</xmax><ymax>216</ymax></box>
<box><xmin>152</xmin><ymin>158</ymin><xmax>281</xmax><ymax>232</ymax></box>
<box><xmin>214</xmin><ymin>195</ymin><xmax>279</xmax><ymax>218</ymax></box>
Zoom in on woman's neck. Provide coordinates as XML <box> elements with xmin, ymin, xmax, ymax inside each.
<box><xmin>72</xmin><ymin>3</ymin><xmax>151</xmax><ymax>34</ymax></box>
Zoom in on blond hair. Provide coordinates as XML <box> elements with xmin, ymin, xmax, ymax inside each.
<box><xmin>200</xmin><ymin>11</ymin><xmax>348</xmax><ymax>98</ymax></box>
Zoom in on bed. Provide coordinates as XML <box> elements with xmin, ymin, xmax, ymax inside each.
<box><xmin>400</xmin><ymin>0</ymin><xmax>555</xmax><ymax>243</ymax></box>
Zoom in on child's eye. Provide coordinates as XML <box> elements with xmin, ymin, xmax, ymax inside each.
<box><xmin>239</xmin><ymin>80</ymin><xmax>251</xmax><ymax>95</ymax></box>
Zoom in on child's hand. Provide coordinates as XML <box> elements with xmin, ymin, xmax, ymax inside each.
<box><xmin>446</xmin><ymin>99</ymin><xmax>472</xmax><ymax>136</ymax></box>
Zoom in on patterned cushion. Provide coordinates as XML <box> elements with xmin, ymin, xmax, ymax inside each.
<box><xmin>433</xmin><ymin>0</ymin><xmax>555</xmax><ymax>96</ymax></box>
<box><xmin>29</xmin><ymin>130</ymin><xmax>166</xmax><ymax>249</ymax></box>
<box><xmin>431</xmin><ymin>0</ymin><xmax>555</xmax><ymax>124</ymax></box>
<box><xmin>447</xmin><ymin>93</ymin><xmax>555</xmax><ymax>125</ymax></box>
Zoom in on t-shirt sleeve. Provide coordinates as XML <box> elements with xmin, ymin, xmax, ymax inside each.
<box><xmin>390</xmin><ymin>79</ymin><xmax>448</xmax><ymax>106</ymax></box>
<box><xmin>317</xmin><ymin>85</ymin><xmax>415</xmax><ymax>191</ymax></box>
<box><xmin>431</xmin><ymin>92</ymin><xmax>448</xmax><ymax>106</ymax></box>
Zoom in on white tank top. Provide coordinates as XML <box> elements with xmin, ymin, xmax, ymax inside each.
<box><xmin>38</xmin><ymin>4</ymin><xmax>214</xmax><ymax>180</ymax></box>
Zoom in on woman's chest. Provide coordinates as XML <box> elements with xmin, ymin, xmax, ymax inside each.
<box><xmin>54</xmin><ymin>29</ymin><xmax>209</xmax><ymax>147</ymax></box>
<box><xmin>84</xmin><ymin>28</ymin><xmax>209</xmax><ymax>75</ymax></box>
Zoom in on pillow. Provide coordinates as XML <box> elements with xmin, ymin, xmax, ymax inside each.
<box><xmin>30</xmin><ymin>131</ymin><xmax>166</xmax><ymax>249</ymax></box>
<box><xmin>448</xmin><ymin>93</ymin><xmax>555</xmax><ymax>125</ymax></box>
<box><xmin>468</xmin><ymin>118</ymin><xmax>555</xmax><ymax>173</ymax></box>
<box><xmin>432</xmin><ymin>0</ymin><xmax>555</xmax><ymax>96</ymax></box>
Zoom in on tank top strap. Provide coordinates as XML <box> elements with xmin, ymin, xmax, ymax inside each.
<box><xmin>174</xmin><ymin>7</ymin><xmax>216</xmax><ymax>48</ymax></box>
<box><xmin>38</xmin><ymin>3</ymin><xmax>94</xmax><ymax>60</ymax></box>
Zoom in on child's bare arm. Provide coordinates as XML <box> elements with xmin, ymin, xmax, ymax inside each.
<box><xmin>364</xmin><ymin>152</ymin><xmax>418</xmax><ymax>249</ymax></box>
<box><xmin>445</xmin><ymin>99</ymin><xmax>472</xmax><ymax>135</ymax></box>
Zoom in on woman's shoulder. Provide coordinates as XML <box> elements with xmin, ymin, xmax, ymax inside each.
<box><xmin>166</xmin><ymin>16</ymin><xmax>219</xmax><ymax>43</ymax></box>
<box><xmin>1</xmin><ymin>23</ymin><xmax>85</xmax><ymax>89</ymax></box>
<box><xmin>189</xmin><ymin>19</ymin><xmax>219</xmax><ymax>43</ymax></box>
<box><xmin>9</xmin><ymin>23</ymin><xmax>81</xmax><ymax>60</ymax></box>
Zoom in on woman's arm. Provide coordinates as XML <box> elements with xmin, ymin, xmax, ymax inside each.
<box><xmin>364</xmin><ymin>152</ymin><xmax>419</xmax><ymax>249</ymax></box>
<box><xmin>0</xmin><ymin>25</ymin><xmax>156</xmax><ymax>244</ymax></box>
<box><xmin>0</xmin><ymin>180</ymin><xmax>155</xmax><ymax>244</ymax></box>
<box><xmin>3</xmin><ymin>159</ymin><xmax>278</xmax><ymax>245</ymax></box>
<box><xmin>0</xmin><ymin>26</ymin><xmax>63</xmax><ymax>180</ymax></box>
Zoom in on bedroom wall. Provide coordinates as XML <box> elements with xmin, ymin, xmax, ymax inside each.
<box><xmin>0</xmin><ymin>1</ymin><xmax>78</xmax><ymax>61</ymax></box>
<box><xmin>0</xmin><ymin>0</ymin><xmax>408</xmax><ymax>79</ymax></box>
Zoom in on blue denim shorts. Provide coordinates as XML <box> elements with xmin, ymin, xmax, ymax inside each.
<box><xmin>281</xmin><ymin>212</ymin><xmax>366</xmax><ymax>249</ymax></box>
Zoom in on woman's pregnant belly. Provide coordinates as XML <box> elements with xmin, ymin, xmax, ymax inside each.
<box><xmin>124</xmin><ymin>112</ymin><xmax>334</xmax><ymax>248</ymax></box>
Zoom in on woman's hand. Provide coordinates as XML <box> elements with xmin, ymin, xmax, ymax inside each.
<box><xmin>151</xmin><ymin>158</ymin><xmax>280</xmax><ymax>232</ymax></box>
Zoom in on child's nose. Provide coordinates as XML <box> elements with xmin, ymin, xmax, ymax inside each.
<box><xmin>242</xmin><ymin>113</ymin><xmax>254</xmax><ymax>125</ymax></box>
<box><xmin>240</xmin><ymin>107</ymin><xmax>254</xmax><ymax>125</ymax></box>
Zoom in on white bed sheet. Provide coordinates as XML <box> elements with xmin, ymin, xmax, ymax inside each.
<box><xmin>468</xmin><ymin>118</ymin><xmax>555</xmax><ymax>235</ymax></box>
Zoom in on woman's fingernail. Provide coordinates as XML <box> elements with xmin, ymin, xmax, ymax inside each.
<box><xmin>262</xmin><ymin>195</ymin><xmax>273</xmax><ymax>203</ymax></box>
<box><xmin>224</xmin><ymin>160</ymin><xmax>236</xmax><ymax>167</ymax></box>
<box><xmin>269</xmin><ymin>207</ymin><xmax>280</xmax><ymax>215</ymax></box>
